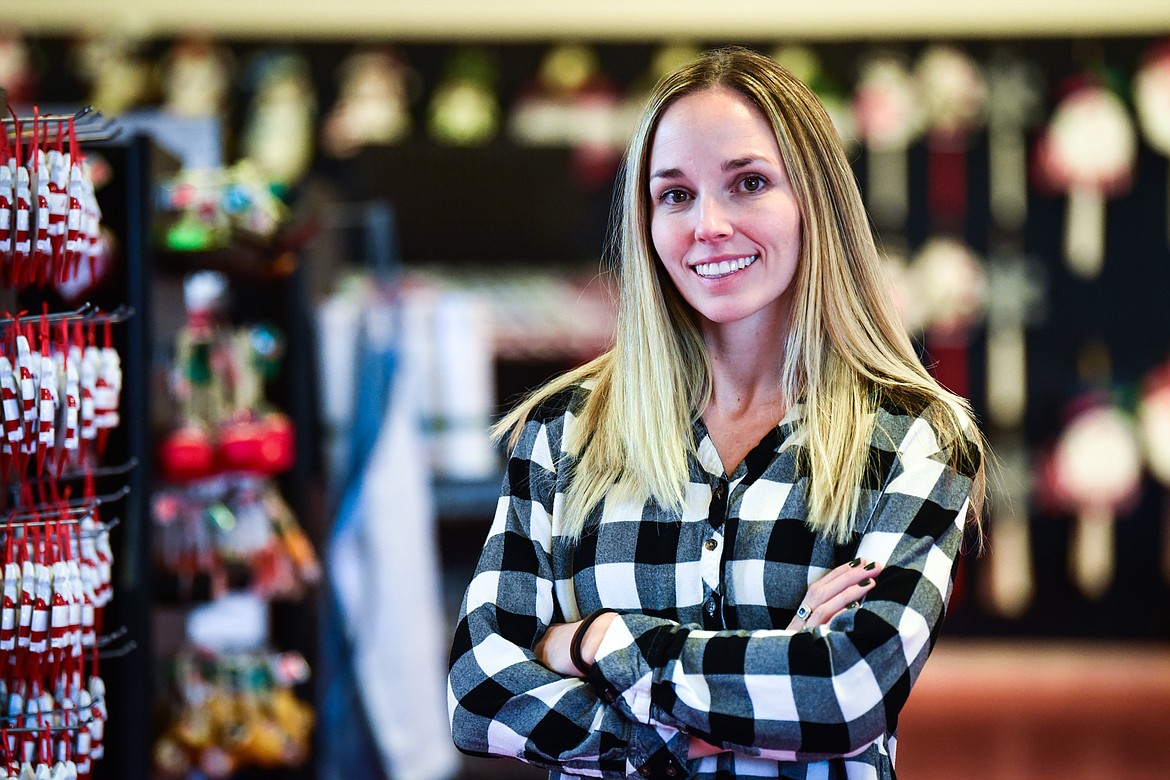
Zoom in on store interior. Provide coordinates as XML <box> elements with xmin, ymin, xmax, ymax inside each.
<box><xmin>2</xmin><ymin>3</ymin><xmax>1170</xmax><ymax>779</ymax></box>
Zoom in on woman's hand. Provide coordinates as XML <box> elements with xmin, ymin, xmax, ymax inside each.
<box><xmin>534</xmin><ymin>612</ymin><xmax>618</xmax><ymax>677</ymax></box>
<box><xmin>786</xmin><ymin>557</ymin><xmax>882</xmax><ymax>631</ymax></box>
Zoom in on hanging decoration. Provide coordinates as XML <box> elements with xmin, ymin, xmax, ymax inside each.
<box><xmin>153</xmin><ymin>648</ymin><xmax>314</xmax><ymax>779</ymax></box>
<box><xmin>852</xmin><ymin>50</ymin><xmax>923</xmax><ymax>233</ymax></box>
<box><xmin>905</xmin><ymin>236</ymin><xmax>987</xmax><ymax>398</ymax></box>
<box><xmin>241</xmin><ymin>51</ymin><xmax>316</xmax><ymax>192</ymax></box>
<box><xmin>1137</xmin><ymin>361</ymin><xmax>1170</xmax><ymax>585</ymax></box>
<box><xmin>1035</xmin><ymin>74</ymin><xmax>1137</xmax><ymax>279</ymax></box>
<box><xmin>1044</xmin><ymin>392</ymin><xmax>1142</xmax><ymax>600</ymax></box>
<box><xmin>321</xmin><ymin>47</ymin><xmax>416</xmax><ymax>159</ymax></box>
<box><xmin>508</xmin><ymin>43</ymin><xmax>623</xmax><ymax>189</ymax></box>
<box><xmin>153</xmin><ymin>271</ymin><xmax>317</xmax><ymax>598</ymax></box>
<box><xmin>1134</xmin><ymin>39</ymin><xmax>1170</xmax><ymax>250</ymax></box>
<box><xmin>915</xmin><ymin>44</ymin><xmax>987</xmax><ymax>233</ymax></box>
<box><xmin>985</xmin><ymin>48</ymin><xmax>1045</xmax><ymax>233</ymax></box>
<box><xmin>771</xmin><ymin>44</ymin><xmax>858</xmax><ymax>154</ymax></box>
<box><xmin>161</xmin><ymin>38</ymin><xmax>234</xmax><ymax>120</ymax></box>
<box><xmin>426</xmin><ymin>47</ymin><xmax>500</xmax><ymax>147</ymax></box>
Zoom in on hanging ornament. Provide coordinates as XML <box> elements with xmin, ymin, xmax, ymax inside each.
<box><xmin>161</xmin><ymin>38</ymin><xmax>234</xmax><ymax>119</ymax></box>
<box><xmin>852</xmin><ymin>50</ymin><xmax>923</xmax><ymax>233</ymax></box>
<box><xmin>907</xmin><ymin>236</ymin><xmax>987</xmax><ymax>398</ymax></box>
<box><xmin>771</xmin><ymin>44</ymin><xmax>858</xmax><ymax>154</ymax></box>
<box><xmin>1137</xmin><ymin>361</ymin><xmax>1170</xmax><ymax>585</ymax></box>
<box><xmin>983</xmin><ymin>254</ymin><xmax>1046</xmax><ymax>429</ymax></box>
<box><xmin>426</xmin><ymin>48</ymin><xmax>500</xmax><ymax>147</ymax></box>
<box><xmin>1035</xmin><ymin>76</ymin><xmax>1137</xmax><ymax>279</ymax></box>
<box><xmin>1047</xmin><ymin>393</ymin><xmax>1141</xmax><ymax>600</ymax></box>
<box><xmin>321</xmin><ymin>47</ymin><xmax>416</xmax><ymax>158</ymax></box>
<box><xmin>983</xmin><ymin>433</ymin><xmax>1035</xmax><ymax>618</ymax></box>
<box><xmin>509</xmin><ymin>43</ymin><xmax>623</xmax><ymax>189</ymax></box>
<box><xmin>241</xmin><ymin>51</ymin><xmax>316</xmax><ymax>191</ymax></box>
<box><xmin>1134</xmin><ymin>39</ymin><xmax>1170</xmax><ymax>249</ymax></box>
<box><xmin>915</xmin><ymin>44</ymin><xmax>987</xmax><ymax>233</ymax></box>
<box><xmin>986</xmin><ymin>48</ymin><xmax>1045</xmax><ymax>233</ymax></box>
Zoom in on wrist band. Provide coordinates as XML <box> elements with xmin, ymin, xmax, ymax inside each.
<box><xmin>570</xmin><ymin>609</ymin><xmax>618</xmax><ymax>675</ymax></box>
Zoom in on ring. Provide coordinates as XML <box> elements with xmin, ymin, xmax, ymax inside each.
<box><xmin>795</xmin><ymin>604</ymin><xmax>812</xmax><ymax>621</ymax></box>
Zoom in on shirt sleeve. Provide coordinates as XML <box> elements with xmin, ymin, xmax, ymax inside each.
<box><xmin>448</xmin><ymin>411</ymin><xmax>692</xmax><ymax>779</ymax></box>
<box><xmin>586</xmin><ymin>407</ymin><xmax>978</xmax><ymax>762</ymax></box>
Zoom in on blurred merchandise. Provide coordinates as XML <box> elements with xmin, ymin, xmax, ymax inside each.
<box><xmin>153</xmin><ymin>646</ymin><xmax>314</xmax><ymax>779</ymax></box>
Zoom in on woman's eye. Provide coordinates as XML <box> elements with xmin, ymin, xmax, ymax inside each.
<box><xmin>741</xmin><ymin>175</ymin><xmax>766</xmax><ymax>193</ymax></box>
<box><xmin>659</xmin><ymin>189</ymin><xmax>690</xmax><ymax>205</ymax></box>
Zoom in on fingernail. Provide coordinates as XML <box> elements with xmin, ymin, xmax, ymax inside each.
<box><xmin>849</xmin><ymin>558</ymin><xmax>861</xmax><ymax>567</ymax></box>
<box><xmin>864</xmin><ymin>561</ymin><xmax>877</xmax><ymax>571</ymax></box>
<box><xmin>848</xmin><ymin>601</ymin><xmax>859</xmax><ymax>609</ymax></box>
<box><xmin>859</xmin><ymin>578</ymin><xmax>873</xmax><ymax>587</ymax></box>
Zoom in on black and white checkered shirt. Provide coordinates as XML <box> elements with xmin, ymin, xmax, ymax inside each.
<box><xmin>449</xmin><ymin>384</ymin><xmax>979</xmax><ymax>779</ymax></box>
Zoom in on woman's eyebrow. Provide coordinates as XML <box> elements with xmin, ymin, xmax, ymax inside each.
<box><xmin>649</xmin><ymin>167</ymin><xmax>684</xmax><ymax>181</ymax></box>
<box><xmin>723</xmin><ymin>156</ymin><xmax>767</xmax><ymax>171</ymax></box>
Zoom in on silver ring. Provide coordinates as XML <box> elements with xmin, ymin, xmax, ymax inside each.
<box><xmin>795</xmin><ymin>604</ymin><xmax>812</xmax><ymax>622</ymax></box>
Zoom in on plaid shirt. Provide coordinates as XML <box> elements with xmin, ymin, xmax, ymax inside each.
<box><xmin>449</xmin><ymin>384</ymin><xmax>978</xmax><ymax>779</ymax></box>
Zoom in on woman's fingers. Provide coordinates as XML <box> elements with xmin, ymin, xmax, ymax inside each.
<box><xmin>788</xmin><ymin>558</ymin><xmax>884</xmax><ymax>630</ymax></box>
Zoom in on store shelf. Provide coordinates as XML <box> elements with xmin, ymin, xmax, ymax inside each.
<box><xmin>11</xmin><ymin>0</ymin><xmax>1170</xmax><ymax>41</ymax></box>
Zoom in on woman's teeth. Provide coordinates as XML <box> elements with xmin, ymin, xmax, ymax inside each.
<box><xmin>694</xmin><ymin>255</ymin><xmax>757</xmax><ymax>278</ymax></box>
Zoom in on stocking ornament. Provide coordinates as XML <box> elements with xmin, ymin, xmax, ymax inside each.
<box><xmin>915</xmin><ymin>44</ymin><xmax>986</xmax><ymax>233</ymax></box>
<box><xmin>852</xmin><ymin>51</ymin><xmax>922</xmax><ymax>232</ymax></box>
<box><xmin>1036</xmin><ymin>78</ymin><xmax>1137</xmax><ymax>279</ymax></box>
<box><xmin>1134</xmin><ymin>40</ymin><xmax>1170</xmax><ymax>249</ymax></box>
<box><xmin>908</xmin><ymin>236</ymin><xmax>987</xmax><ymax>398</ymax></box>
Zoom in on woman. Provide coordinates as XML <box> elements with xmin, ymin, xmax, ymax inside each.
<box><xmin>448</xmin><ymin>45</ymin><xmax>984</xmax><ymax>779</ymax></box>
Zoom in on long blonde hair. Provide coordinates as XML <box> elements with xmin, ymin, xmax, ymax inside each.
<box><xmin>496</xmin><ymin>46</ymin><xmax>984</xmax><ymax>543</ymax></box>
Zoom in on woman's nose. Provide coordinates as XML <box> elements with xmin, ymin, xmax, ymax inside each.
<box><xmin>694</xmin><ymin>194</ymin><xmax>732</xmax><ymax>241</ymax></box>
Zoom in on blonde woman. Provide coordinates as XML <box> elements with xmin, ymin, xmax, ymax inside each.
<box><xmin>449</xmin><ymin>45</ymin><xmax>984</xmax><ymax>779</ymax></box>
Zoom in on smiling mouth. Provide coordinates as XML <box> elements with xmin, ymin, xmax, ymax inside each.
<box><xmin>694</xmin><ymin>254</ymin><xmax>757</xmax><ymax>279</ymax></box>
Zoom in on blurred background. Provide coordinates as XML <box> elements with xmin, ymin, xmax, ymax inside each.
<box><xmin>1</xmin><ymin>2</ymin><xmax>1168</xmax><ymax>779</ymax></box>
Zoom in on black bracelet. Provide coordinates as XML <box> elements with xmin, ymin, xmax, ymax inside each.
<box><xmin>570</xmin><ymin>609</ymin><xmax>618</xmax><ymax>676</ymax></box>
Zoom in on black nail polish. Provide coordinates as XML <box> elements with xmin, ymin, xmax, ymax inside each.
<box><xmin>864</xmin><ymin>561</ymin><xmax>877</xmax><ymax>571</ymax></box>
<box><xmin>849</xmin><ymin>558</ymin><xmax>861</xmax><ymax>567</ymax></box>
<box><xmin>859</xmin><ymin>578</ymin><xmax>873</xmax><ymax>587</ymax></box>
<box><xmin>848</xmin><ymin>601</ymin><xmax>859</xmax><ymax>609</ymax></box>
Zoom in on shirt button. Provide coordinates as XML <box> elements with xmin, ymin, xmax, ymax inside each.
<box><xmin>713</xmin><ymin>484</ymin><xmax>726</xmax><ymax>501</ymax></box>
<box><xmin>601</xmin><ymin>688</ymin><xmax>617</xmax><ymax>704</ymax></box>
<box><xmin>704</xmin><ymin>538</ymin><xmax>718</xmax><ymax>551</ymax></box>
<box><xmin>665</xmin><ymin>764</ymin><xmax>679</xmax><ymax>777</ymax></box>
<box><xmin>705</xmin><ymin>599</ymin><xmax>717</xmax><ymax>615</ymax></box>
<box><xmin>638</xmin><ymin>766</ymin><xmax>652</xmax><ymax>778</ymax></box>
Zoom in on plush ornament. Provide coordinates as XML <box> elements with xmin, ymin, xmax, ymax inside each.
<box><xmin>908</xmin><ymin>236</ymin><xmax>987</xmax><ymax>398</ymax></box>
<box><xmin>1048</xmin><ymin>395</ymin><xmax>1142</xmax><ymax>600</ymax></box>
<box><xmin>241</xmin><ymin>51</ymin><xmax>316</xmax><ymax>190</ymax></box>
<box><xmin>1134</xmin><ymin>39</ymin><xmax>1170</xmax><ymax>248</ymax></box>
<box><xmin>852</xmin><ymin>50</ymin><xmax>923</xmax><ymax>232</ymax></box>
<box><xmin>1035</xmin><ymin>76</ymin><xmax>1136</xmax><ymax>279</ymax></box>
<box><xmin>71</xmin><ymin>35</ymin><xmax>155</xmax><ymax>115</ymax></box>
<box><xmin>322</xmin><ymin>47</ymin><xmax>416</xmax><ymax>158</ymax></box>
<box><xmin>915</xmin><ymin>44</ymin><xmax>986</xmax><ymax>232</ymax></box>
<box><xmin>161</xmin><ymin>38</ymin><xmax>233</xmax><ymax>119</ymax></box>
<box><xmin>427</xmin><ymin>48</ymin><xmax>500</xmax><ymax>147</ymax></box>
<box><xmin>509</xmin><ymin>43</ymin><xmax>623</xmax><ymax>189</ymax></box>
<box><xmin>0</xmin><ymin>36</ymin><xmax>37</xmax><ymax>105</ymax></box>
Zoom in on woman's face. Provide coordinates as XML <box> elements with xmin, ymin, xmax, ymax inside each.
<box><xmin>647</xmin><ymin>86</ymin><xmax>802</xmax><ymax>335</ymax></box>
